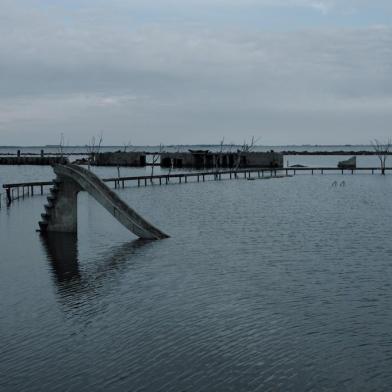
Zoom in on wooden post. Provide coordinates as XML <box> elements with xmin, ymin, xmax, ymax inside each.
<box><xmin>40</xmin><ymin>185</ymin><xmax>43</xmax><ymax>195</ymax></box>
<box><xmin>6</xmin><ymin>188</ymin><xmax>11</xmax><ymax>204</ymax></box>
<box><xmin>122</xmin><ymin>180</ymin><xmax>125</xmax><ymax>188</ymax></box>
<box><xmin>372</xmin><ymin>169</ymin><xmax>374</xmax><ymax>175</ymax></box>
<box><xmin>159</xmin><ymin>177</ymin><xmax>162</xmax><ymax>185</ymax></box>
<box><xmin>197</xmin><ymin>175</ymin><xmax>200</xmax><ymax>182</ymax></box>
<box><xmin>312</xmin><ymin>169</ymin><xmax>314</xmax><ymax>175</ymax></box>
<box><xmin>351</xmin><ymin>169</ymin><xmax>354</xmax><ymax>175</ymax></box>
<box><xmin>179</xmin><ymin>177</ymin><xmax>182</xmax><ymax>184</ymax></box>
<box><xmin>138</xmin><ymin>179</ymin><xmax>140</xmax><ymax>187</ymax></box>
<box><xmin>144</xmin><ymin>178</ymin><xmax>147</xmax><ymax>186</ymax></box>
<box><xmin>31</xmin><ymin>186</ymin><xmax>34</xmax><ymax>196</ymax></box>
<box><xmin>185</xmin><ymin>176</ymin><xmax>187</xmax><ymax>183</ymax></box>
<box><xmin>203</xmin><ymin>174</ymin><xmax>205</xmax><ymax>182</ymax></box>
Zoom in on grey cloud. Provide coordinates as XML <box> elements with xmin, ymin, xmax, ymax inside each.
<box><xmin>0</xmin><ymin>2</ymin><xmax>392</xmax><ymax>144</ymax></box>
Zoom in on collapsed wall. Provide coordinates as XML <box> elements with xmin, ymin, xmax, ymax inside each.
<box><xmin>92</xmin><ymin>152</ymin><xmax>147</xmax><ymax>167</ymax></box>
<box><xmin>160</xmin><ymin>150</ymin><xmax>283</xmax><ymax>169</ymax></box>
<box><xmin>0</xmin><ymin>157</ymin><xmax>68</xmax><ymax>165</ymax></box>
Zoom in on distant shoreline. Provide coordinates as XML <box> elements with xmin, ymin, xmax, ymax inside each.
<box><xmin>0</xmin><ymin>150</ymin><xmax>388</xmax><ymax>157</ymax></box>
<box><xmin>0</xmin><ymin>144</ymin><xmax>376</xmax><ymax>149</ymax></box>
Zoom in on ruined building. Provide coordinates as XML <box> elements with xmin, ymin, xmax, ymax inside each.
<box><xmin>160</xmin><ymin>150</ymin><xmax>283</xmax><ymax>169</ymax></box>
<box><xmin>92</xmin><ymin>151</ymin><xmax>147</xmax><ymax>167</ymax></box>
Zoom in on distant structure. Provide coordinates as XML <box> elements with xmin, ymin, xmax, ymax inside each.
<box><xmin>0</xmin><ymin>156</ymin><xmax>68</xmax><ymax>165</ymax></box>
<box><xmin>161</xmin><ymin>150</ymin><xmax>283</xmax><ymax>169</ymax></box>
<box><xmin>92</xmin><ymin>151</ymin><xmax>147</xmax><ymax>167</ymax></box>
<box><xmin>338</xmin><ymin>156</ymin><xmax>356</xmax><ymax>169</ymax></box>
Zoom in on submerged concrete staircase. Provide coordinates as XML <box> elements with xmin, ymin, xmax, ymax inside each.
<box><xmin>38</xmin><ymin>164</ymin><xmax>169</xmax><ymax>240</ymax></box>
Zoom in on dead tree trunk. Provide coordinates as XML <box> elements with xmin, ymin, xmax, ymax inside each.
<box><xmin>372</xmin><ymin>138</ymin><xmax>391</xmax><ymax>175</ymax></box>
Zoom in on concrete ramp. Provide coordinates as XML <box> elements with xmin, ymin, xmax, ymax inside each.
<box><xmin>38</xmin><ymin>164</ymin><xmax>169</xmax><ymax>240</ymax></box>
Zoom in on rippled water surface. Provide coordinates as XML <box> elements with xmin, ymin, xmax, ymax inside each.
<box><xmin>1</xmin><ymin>166</ymin><xmax>392</xmax><ymax>391</ymax></box>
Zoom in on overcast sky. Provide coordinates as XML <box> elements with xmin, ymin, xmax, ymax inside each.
<box><xmin>1</xmin><ymin>0</ymin><xmax>391</xmax><ymax>145</ymax></box>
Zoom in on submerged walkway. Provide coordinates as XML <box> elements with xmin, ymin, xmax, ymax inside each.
<box><xmin>2</xmin><ymin>166</ymin><xmax>391</xmax><ymax>206</ymax></box>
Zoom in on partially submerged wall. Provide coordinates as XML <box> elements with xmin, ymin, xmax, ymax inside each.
<box><xmin>160</xmin><ymin>151</ymin><xmax>283</xmax><ymax>169</ymax></box>
<box><xmin>93</xmin><ymin>152</ymin><xmax>147</xmax><ymax>167</ymax></box>
<box><xmin>242</xmin><ymin>152</ymin><xmax>283</xmax><ymax>168</ymax></box>
<box><xmin>0</xmin><ymin>157</ymin><xmax>68</xmax><ymax>165</ymax></box>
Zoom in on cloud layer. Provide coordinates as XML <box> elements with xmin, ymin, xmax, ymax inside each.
<box><xmin>1</xmin><ymin>1</ymin><xmax>392</xmax><ymax>145</ymax></box>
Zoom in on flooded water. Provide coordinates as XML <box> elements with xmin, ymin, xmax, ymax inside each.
<box><xmin>1</xmin><ymin>163</ymin><xmax>392</xmax><ymax>391</ymax></box>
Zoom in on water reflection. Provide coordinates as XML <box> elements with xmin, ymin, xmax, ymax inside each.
<box><xmin>40</xmin><ymin>232</ymin><xmax>81</xmax><ymax>284</ymax></box>
<box><xmin>40</xmin><ymin>233</ymin><xmax>152</xmax><ymax>299</ymax></box>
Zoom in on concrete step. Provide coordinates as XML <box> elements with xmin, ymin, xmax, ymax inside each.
<box><xmin>47</xmin><ymin>195</ymin><xmax>57</xmax><ymax>202</ymax></box>
<box><xmin>44</xmin><ymin>203</ymin><xmax>54</xmax><ymax>213</ymax></box>
<box><xmin>41</xmin><ymin>212</ymin><xmax>51</xmax><ymax>222</ymax></box>
<box><xmin>45</xmin><ymin>199</ymin><xmax>55</xmax><ymax>207</ymax></box>
<box><xmin>38</xmin><ymin>221</ymin><xmax>48</xmax><ymax>231</ymax></box>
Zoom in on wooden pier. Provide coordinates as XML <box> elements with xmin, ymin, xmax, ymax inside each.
<box><xmin>1</xmin><ymin>166</ymin><xmax>391</xmax><ymax>206</ymax></box>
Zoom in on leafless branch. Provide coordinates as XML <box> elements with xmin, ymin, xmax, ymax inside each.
<box><xmin>371</xmin><ymin>138</ymin><xmax>391</xmax><ymax>175</ymax></box>
<box><xmin>123</xmin><ymin>140</ymin><xmax>133</xmax><ymax>152</ymax></box>
<box><xmin>234</xmin><ymin>136</ymin><xmax>260</xmax><ymax>171</ymax></box>
<box><xmin>215</xmin><ymin>137</ymin><xmax>225</xmax><ymax>172</ymax></box>
<box><xmin>58</xmin><ymin>133</ymin><xmax>65</xmax><ymax>158</ymax></box>
<box><xmin>150</xmin><ymin>143</ymin><xmax>163</xmax><ymax>183</ymax></box>
<box><xmin>86</xmin><ymin>132</ymin><xmax>104</xmax><ymax>170</ymax></box>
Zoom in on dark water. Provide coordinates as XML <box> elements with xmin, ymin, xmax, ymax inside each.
<box><xmin>1</xmin><ymin>167</ymin><xmax>392</xmax><ymax>391</ymax></box>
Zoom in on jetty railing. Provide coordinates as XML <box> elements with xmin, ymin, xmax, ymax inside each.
<box><xmin>2</xmin><ymin>166</ymin><xmax>391</xmax><ymax>205</ymax></box>
<box><xmin>2</xmin><ymin>168</ymin><xmax>282</xmax><ymax>204</ymax></box>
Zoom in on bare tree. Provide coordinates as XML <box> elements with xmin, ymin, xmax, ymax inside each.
<box><xmin>57</xmin><ymin>133</ymin><xmax>71</xmax><ymax>164</ymax></box>
<box><xmin>115</xmin><ymin>140</ymin><xmax>133</xmax><ymax>178</ymax></box>
<box><xmin>58</xmin><ymin>133</ymin><xmax>65</xmax><ymax>159</ymax></box>
<box><xmin>123</xmin><ymin>140</ymin><xmax>133</xmax><ymax>152</ymax></box>
<box><xmin>215</xmin><ymin>137</ymin><xmax>225</xmax><ymax>173</ymax></box>
<box><xmin>371</xmin><ymin>138</ymin><xmax>391</xmax><ymax>175</ymax></box>
<box><xmin>234</xmin><ymin>136</ymin><xmax>259</xmax><ymax>171</ymax></box>
<box><xmin>227</xmin><ymin>142</ymin><xmax>235</xmax><ymax>153</ymax></box>
<box><xmin>150</xmin><ymin>143</ymin><xmax>164</xmax><ymax>183</ymax></box>
<box><xmin>86</xmin><ymin>132</ymin><xmax>104</xmax><ymax>170</ymax></box>
<box><xmin>167</xmin><ymin>157</ymin><xmax>173</xmax><ymax>176</ymax></box>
